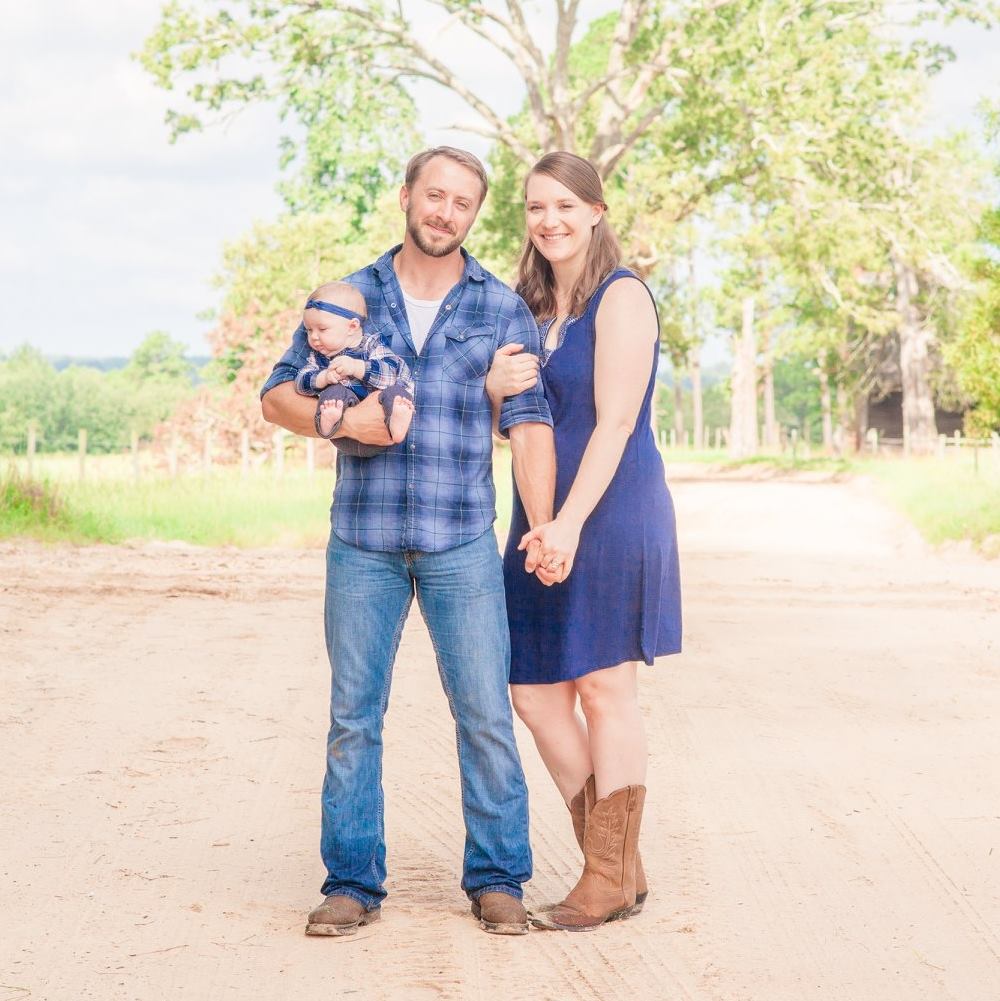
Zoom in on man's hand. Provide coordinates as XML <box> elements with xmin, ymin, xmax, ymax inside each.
<box><xmin>336</xmin><ymin>392</ymin><xmax>393</xmax><ymax>446</ymax></box>
<box><xmin>329</xmin><ymin>356</ymin><xmax>365</xmax><ymax>381</ymax></box>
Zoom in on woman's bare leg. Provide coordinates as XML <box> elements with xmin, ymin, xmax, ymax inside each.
<box><xmin>510</xmin><ymin>681</ymin><xmax>592</xmax><ymax>803</ymax></box>
<box><xmin>574</xmin><ymin>662</ymin><xmax>646</xmax><ymax>798</ymax></box>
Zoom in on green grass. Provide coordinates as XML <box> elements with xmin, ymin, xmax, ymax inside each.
<box><xmin>1</xmin><ymin>450</ymin><xmax>517</xmax><ymax>548</ymax></box>
<box><xmin>858</xmin><ymin>454</ymin><xmax>1000</xmax><ymax>553</ymax></box>
<box><xmin>4</xmin><ymin>448</ymin><xmax>996</xmax><ymax>554</ymax></box>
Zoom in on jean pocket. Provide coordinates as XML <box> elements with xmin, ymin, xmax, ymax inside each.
<box><xmin>443</xmin><ymin>324</ymin><xmax>494</xmax><ymax>383</ymax></box>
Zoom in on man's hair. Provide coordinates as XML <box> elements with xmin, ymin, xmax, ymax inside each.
<box><xmin>308</xmin><ymin>281</ymin><xmax>368</xmax><ymax>317</ymax></box>
<box><xmin>404</xmin><ymin>147</ymin><xmax>489</xmax><ymax>205</ymax></box>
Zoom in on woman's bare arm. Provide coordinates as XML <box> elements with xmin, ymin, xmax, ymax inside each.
<box><xmin>518</xmin><ymin>278</ymin><xmax>657</xmax><ymax>578</ymax></box>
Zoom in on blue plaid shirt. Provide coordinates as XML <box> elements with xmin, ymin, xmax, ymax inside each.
<box><xmin>261</xmin><ymin>246</ymin><xmax>552</xmax><ymax>553</ymax></box>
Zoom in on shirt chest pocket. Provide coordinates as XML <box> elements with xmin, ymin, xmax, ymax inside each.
<box><xmin>443</xmin><ymin>324</ymin><xmax>495</xmax><ymax>383</ymax></box>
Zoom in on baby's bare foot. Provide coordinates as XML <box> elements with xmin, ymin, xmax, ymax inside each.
<box><xmin>388</xmin><ymin>398</ymin><xmax>414</xmax><ymax>443</ymax></box>
<box><xmin>319</xmin><ymin>399</ymin><xmax>345</xmax><ymax>437</ymax></box>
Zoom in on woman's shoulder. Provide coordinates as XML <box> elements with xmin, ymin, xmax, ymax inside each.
<box><xmin>587</xmin><ymin>268</ymin><xmax>654</xmax><ymax>315</ymax></box>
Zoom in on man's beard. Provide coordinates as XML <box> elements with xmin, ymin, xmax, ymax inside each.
<box><xmin>406</xmin><ymin>208</ymin><xmax>465</xmax><ymax>258</ymax></box>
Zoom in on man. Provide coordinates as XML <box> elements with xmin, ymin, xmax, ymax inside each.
<box><xmin>260</xmin><ymin>147</ymin><xmax>555</xmax><ymax>936</ymax></box>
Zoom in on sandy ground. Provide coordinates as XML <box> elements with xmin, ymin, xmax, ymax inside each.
<box><xmin>2</xmin><ymin>473</ymin><xmax>999</xmax><ymax>1001</ymax></box>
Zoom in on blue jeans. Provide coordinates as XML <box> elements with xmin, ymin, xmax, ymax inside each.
<box><xmin>320</xmin><ymin>528</ymin><xmax>532</xmax><ymax>908</ymax></box>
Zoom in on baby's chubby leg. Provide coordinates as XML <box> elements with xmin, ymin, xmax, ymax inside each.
<box><xmin>319</xmin><ymin>399</ymin><xmax>344</xmax><ymax>437</ymax></box>
<box><xmin>379</xmin><ymin>384</ymin><xmax>415</xmax><ymax>443</ymax></box>
<box><xmin>316</xmin><ymin>384</ymin><xmax>359</xmax><ymax>439</ymax></box>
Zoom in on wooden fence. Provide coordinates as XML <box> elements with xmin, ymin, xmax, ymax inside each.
<box><xmin>11</xmin><ymin>420</ymin><xmax>1000</xmax><ymax>481</ymax></box>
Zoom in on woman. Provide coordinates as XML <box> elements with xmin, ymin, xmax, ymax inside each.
<box><xmin>487</xmin><ymin>151</ymin><xmax>682</xmax><ymax>931</ymax></box>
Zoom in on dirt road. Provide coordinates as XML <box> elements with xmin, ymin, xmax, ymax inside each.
<box><xmin>2</xmin><ymin>474</ymin><xmax>998</xmax><ymax>1001</ymax></box>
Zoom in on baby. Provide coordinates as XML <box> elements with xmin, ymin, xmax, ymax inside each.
<box><xmin>294</xmin><ymin>282</ymin><xmax>415</xmax><ymax>448</ymax></box>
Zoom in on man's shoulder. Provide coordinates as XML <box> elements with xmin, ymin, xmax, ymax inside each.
<box><xmin>467</xmin><ymin>260</ymin><xmax>527</xmax><ymax>314</ymax></box>
<box><xmin>341</xmin><ymin>245</ymin><xmax>399</xmax><ymax>295</ymax></box>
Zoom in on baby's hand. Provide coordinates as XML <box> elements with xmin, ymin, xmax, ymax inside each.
<box><xmin>329</xmin><ymin>356</ymin><xmax>365</xmax><ymax>382</ymax></box>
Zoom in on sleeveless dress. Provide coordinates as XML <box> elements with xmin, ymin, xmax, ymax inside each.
<box><xmin>503</xmin><ymin>269</ymin><xmax>682</xmax><ymax>684</ymax></box>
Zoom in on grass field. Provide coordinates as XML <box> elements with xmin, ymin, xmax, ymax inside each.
<box><xmin>858</xmin><ymin>454</ymin><xmax>1000</xmax><ymax>554</ymax></box>
<box><xmin>1</xmin><ymin>449</ymin><xmax>517</xmax><ymax>548</ymax></box>
<box><xmin>2</xmin><ymin>446</ymin><xmax>997</xmax><ymax>553</ymax></box>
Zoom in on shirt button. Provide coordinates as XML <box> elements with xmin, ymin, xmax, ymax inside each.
<box><xmin>410</xmin><ymin>444</ymin><xmax>416</xmax><ymax>451</ymax></box>
<box><xmin>444</xmin><ymin>304</ymin><xmax>452</xmax><ymax>311</ymax></box>
<box><xmin>390</xmin><ymin>303</ymin><xmax>397</xmax><ymax>308</ymax></box>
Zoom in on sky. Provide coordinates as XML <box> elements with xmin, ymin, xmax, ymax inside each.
<box><xmin>1</xmin><ymin>2</ymin><xmax>998</xmax><ymax>361</ymax></box>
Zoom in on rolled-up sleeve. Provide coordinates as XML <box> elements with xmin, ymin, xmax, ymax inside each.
<box><xmin>260</xmin><ymin>324</ymin><xmax>311</xmax><ymax>399</ymax></box>
<box><xmin>497</xmin><ymin>297</ymin><xmax>553</xmax><ymax>437</ymax></box>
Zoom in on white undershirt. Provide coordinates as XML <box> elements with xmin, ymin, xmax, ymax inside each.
<box><xmin>402</xmin><ymin>291</ymin><xmax>443</xmax><ymax>355</ymax></box>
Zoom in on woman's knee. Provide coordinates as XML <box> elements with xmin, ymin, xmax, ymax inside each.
<box><xmin>576</xmin><ymin>665</ymin><xmax>638</xmax><ymax>721</ymax></box>
<box><xmin>511</xmin><ymin>684</ymin><xmax>570</xmax><ymax>730</ymax></box>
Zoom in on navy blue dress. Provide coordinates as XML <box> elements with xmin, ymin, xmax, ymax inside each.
<box><xmin>503</xmin><ymin>269</ymin><xmax>682</xmax><ymax>685</ymax></box>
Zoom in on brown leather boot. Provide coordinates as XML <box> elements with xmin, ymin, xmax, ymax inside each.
<box><xmin>568</xmin><ymin>777</ymin><xmax>588</xmax><ymax>853</ymax></box>
<box><xmin>532</xmin><ymin>784</ymin><xmax>646</xmax><ymax>931</ymax></box>
<box><xmin>583</xmin><ymin>776</ymin><xmax>648</xmax><ymax>915</ymax></box>
<box><xmin>471</xmin><ymin>892</ymin><xmax>528</xmax><ymax>935</ymax></box>
<box><xmin>305</xmin><ymin>895</ymin><xmax>381</xmax><ymax>936</ymax></box>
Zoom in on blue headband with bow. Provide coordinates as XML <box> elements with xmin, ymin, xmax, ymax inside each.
<box><xmin>305</xmin><ymin>299</ymin><xmax>365</xmax><ymax>323</ymax></box>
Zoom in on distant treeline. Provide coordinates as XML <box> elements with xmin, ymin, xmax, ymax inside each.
<box><xmin>0</xmin><ymin>333</ymin><xmax>203</xmax><ymax>454</ymax></box>
<box><xmin>47</xmin><ymin>354</ymin><xmax>211</xmax><ymax>374</ymax></box>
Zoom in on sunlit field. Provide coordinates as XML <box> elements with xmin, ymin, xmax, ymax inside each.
<box><xmin>2</xmin><ymin>444</ymin><xmax>997</xmax><ymax>553</ymax></box>
<box><xmin>1</xmin><ymin>446</ymin><xmax>517</xmax><ymax>548</ymax></box>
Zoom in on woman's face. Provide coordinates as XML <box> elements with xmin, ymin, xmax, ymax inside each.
<box><xmin>525</xmin><ymin>172</ymin><xmax>603</xmax><ymax>270</ymax></box>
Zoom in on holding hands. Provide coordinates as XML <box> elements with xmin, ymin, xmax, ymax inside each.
<box><xmin>519</xmin><ymin>516</ymin><xmax>581</xmax><ymax>587</ymax></box>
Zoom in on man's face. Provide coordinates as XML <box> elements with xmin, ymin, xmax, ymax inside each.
<box><xmin>401</xmin><ymin>157</ymin><xmax>484</xmax><ymax>258</ymax></box>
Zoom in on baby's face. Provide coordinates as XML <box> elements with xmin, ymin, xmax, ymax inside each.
<box><xmin>304</xmin><ymin>308</ymin><xmax>360</xmax><ymax>356</ymax></box>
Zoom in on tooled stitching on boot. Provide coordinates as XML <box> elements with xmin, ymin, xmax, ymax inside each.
<box><xmin>585</xmin><ymin>804</ymin><xmax>625</xmax><ymax>864</ymax></box>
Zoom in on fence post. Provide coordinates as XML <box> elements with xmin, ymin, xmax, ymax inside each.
<box><xmin>306</xmin><ymin>437</ymin><xmax>315</xmax><ymax>476</ymax></box>
<box><xmin>669</xmin><ymin>428</ymin><xmax>676</xmax><ymax>449</ymax></box>
<box><xmin>78</xmin><ymin>429</ymin><xmax>87</xmax><ymax>481</ymax></box>
<box><xmin>241</xmin><ymin>429</ymin><xmax>250</xmax><ymax>478</ymax></box>
<box><xmin>937</xmin><ymin>434</ymin><xmax>946</xmax><ymax>459</ymax></box>
<box><xmin>131</xmin><ymin>430</ymin><xmax>140</xmax><ymax>482</ymax></box>
<box><xmin>273</xmin><ymin>430</ymin><xmax>285</xmax><ymax>474</ymax></box>
<box><xmin>168</xmin><ymin>433</ymin><xmax>179</xmax><ymax>478</ymax></box>
<box><xmin>202</xmin><ymin>430</ymin><xmax>213</xmax><ymax>476</ymax></box>
<box><xmin>953</xmin><ymin>429</ymin><xmax>962</xmax><ymax>456</ymax></box>
<box><xmin>992</xmin><ymin>432</ymin><xmax>999</xmax><ymax>463</ymax></box>
<box><xmin>26</xmin><ymin>421</ymin><xmax>37</xmax><ymax>477</ymax></box>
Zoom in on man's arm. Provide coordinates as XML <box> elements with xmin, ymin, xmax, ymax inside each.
<box><xmin>508</xmin><ymin>422</ymin><xmax>555</xmax><ymax>530</ymax></box>
<box><xmin>261</xmin><ymin>382</ymin><xmax>393</xmax><ymax>445</ymax></box>
<box><xmin>508</xmin><ymin>421</ymin><xmax>556</xmax><ymax>577</ymax></box>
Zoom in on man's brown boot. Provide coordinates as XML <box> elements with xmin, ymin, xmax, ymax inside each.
<box><xmin>471</xmin><ymin>892</ymin><xmax>528</xmax><ymax>935</ymax></box>
<box><xmin>583</xmin><ymin>776</ymin><xmax>648</xmax><ymax>915</ymax></box>
<box><xmin>532</xmin><ymin>785</ymin><xmax>645</xmax><ymax>931</ymax></box>
<box><xmin>305</xmin><ymin>895</ymin><xmax>381</xmax><ymax>936</ymax></box>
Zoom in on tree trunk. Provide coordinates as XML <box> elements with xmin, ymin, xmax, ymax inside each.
<box><xmin>691</xmin><ymin>352</ymin><xmax>704</xmax><ymax>449</ymax></box>
<box><xmin>818</xmin><ymin>363</ymin><xmax>834</xmax><ymax>452</ymax></box>
<box><xmin>761</xmin><ymin>327</ymin><xmax>778</xmax><ymax>450</ymax></box>
<box><xmin>672</xmin><ymin>365</ymin><xmax>685</xmax><ymax>441</ymax></box>
<box><xmin>687</xmin><ymin>233</ymin><xmax>703</xmax><ymax>449</ymax></box>
<box><xmin>892</xmin><ymin>255</ymin><xmax>937</xmax><ymax>455</ymax></box>
<box><xmin>729</xmin><ymin>296</ymin><xmax>759</xmax><ymax>458</ymax></box>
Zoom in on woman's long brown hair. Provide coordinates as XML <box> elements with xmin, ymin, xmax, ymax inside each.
<box><xmin>515</xmin><ymin>152</ymin><xmax>622</xmax><ymax>322</ymax></box>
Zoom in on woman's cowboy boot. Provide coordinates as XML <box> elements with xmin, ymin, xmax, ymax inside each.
<box><xmin>583</xmin><ymin>777</ymin><xmax>648</xmax><ymax>915</ymax></box>
<box><xmin>533</xmin><ymin>778</ymin><xmax>590</xmax><ymax>915</ymax></box>
<box><xmin>532</xmin><ymin>785</ymin><xmax>646</xmax><ymax>931</ymax></box>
